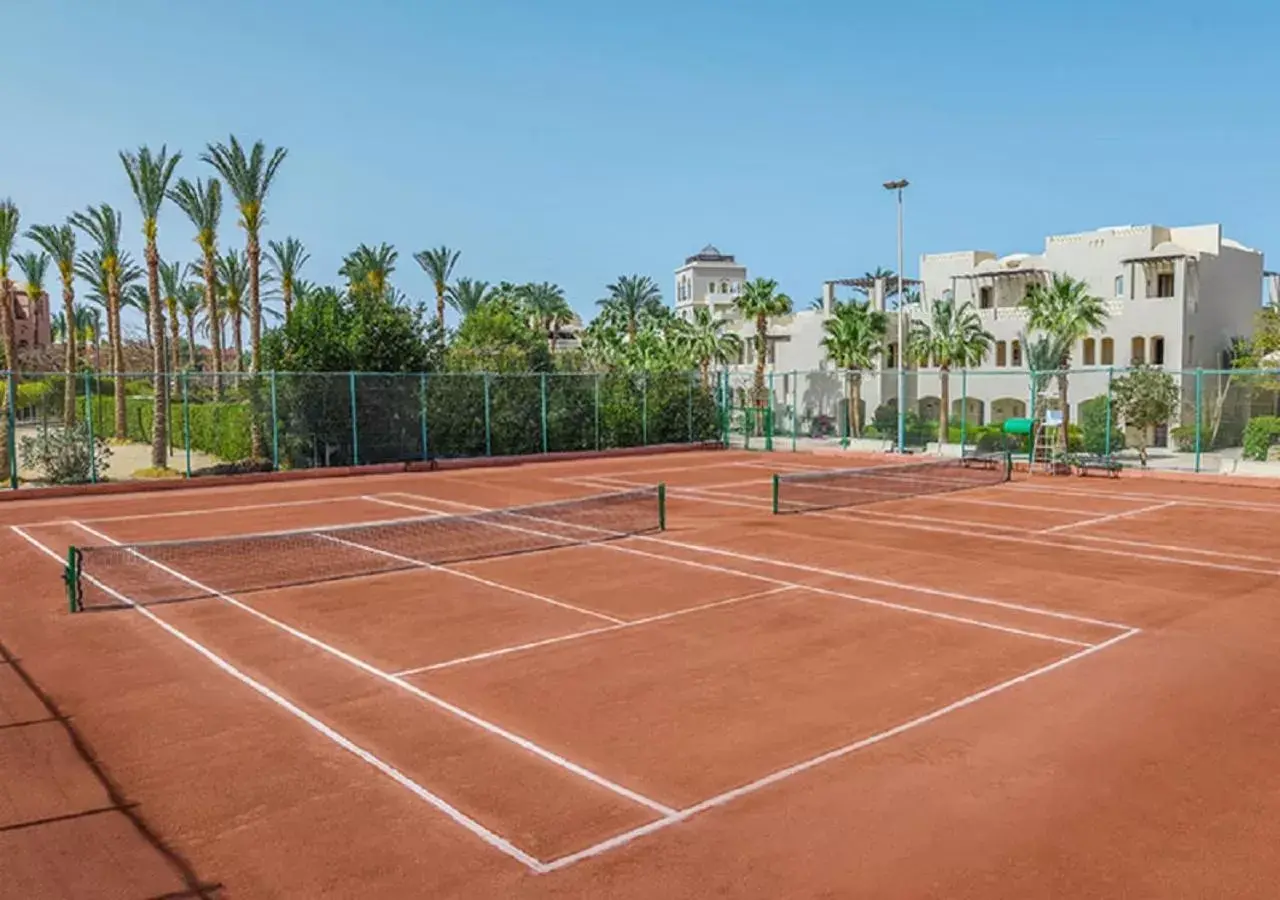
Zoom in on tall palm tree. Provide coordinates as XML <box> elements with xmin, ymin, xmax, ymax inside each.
<box><xmin>203</xmin><ymin>136</ymin><xmax>286</xmax><ymax>459</ymax></box>
<box><xmin>683</xmin><ymin>306</ymin><xmax>742</xmax><ymax>387</ymax></box>
<box><xmin>70</xmin><ymin>204</ymin><xmax>126</xmax><ymax>438</ymax></box>
<box><xmin>159</xmin><ymin>260</ymin><xmax>187</xmax><ymax>377</ymax></box>
<box><xmin>14</xmin><ymin>250</ymin><xmax>50</xmax><ymax>386</ymax></box>
<box><xmin>0</xmin><ymin>200</ymin><xmax>18</xmax><ymax>482</ymax></box>
<box><xmin>26</xmin><ymin>223</ymin><xmax>79</xmax><ymax>423</ymax></box>
<box><xmin>821</xmin><ymin>300</ymin><xmax>888</xmax><ymax>437</ymax></box>
<box><xmin>1021</xmin><ymin>328</ymin><xmax>1075</xmax><ymax>453</ymax></box>
<box><xmin>445</xmin><ymin>278</ymin><xmax>493</xmax><ymax>319</ymax></box>
<box><xmin>522</xmin><ymin>282</ymin><xmax>573</xmax><ymax>353</ymax></box>
<box><xmin>597</xmin><ymin>275</ymin><xmax>664</xmax><ymax>342</ymax></box>
<box><xmin>908</xmin><ymin>298</ymin><xmax>993</xmax><ymax>444</ymax></box>
<box><xmin>413</xmin><ymin>245</ymin><xmax>460</xmax><ymax>328</ymax></box>
<box><xmin>121</xmin><ymin>144</ymin><xmax>182</xmax><ymax>469</ymax></box>
<box><xmin>216</xmin><ymin>250</ymin><xmax>250</xmax><ymax>373</ymax></box>
<box><xmin>339</xmin><ymin>242</ymin><xmax>397</xmax><ymax>296</ymax></box>
<box><xmin>1022</xmin><ymin>273</ymin><xmax>1108</xmax><ymax>438</ymax></box>
<box><xmin>77</xmin><ymin>306</ymin><xmax>103</xmax><ymax>369</ymax></box>
<box><xmin>50</xmin><ymin>312</ymin><xmax>68</xmax><ymax>344</ymax></box>
<box><xmin>734</xmin><ymin>277</ymin><xmax>792</xmax><ymax>411</ymax></box>
<box><xmin>266</xmin><ymin>236</ymin><xmax>308</xmax><ymax>324</ymax></box>
<box><xmin>178</xmin><ymin>283</ymin><xmax>203</xmax><ymax>370</ymax></box>
<box><xmin>168</xmin><ymin>177</ymin><xmax>225</xmax><ymax>395</ymax></box>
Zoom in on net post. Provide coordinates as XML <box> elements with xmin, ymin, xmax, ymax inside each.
<box><xmin>348</xmin><ymin>371</ymin><xmax>360</xmax><ymax>466</ymax></box>
<box><xmin>1104</xmin><ymin>367</ymin><xmax>1114</xmax><ymax>457</ymax></box>
<box><xmin>483</xmin><ymin>373</ymin><xmax>492</xmax><ymax>456</ymax></box>
<box><xmin>657</xmin><ymin>482</ymin><xmax>666</xmax><ymax>531</ymax></box>
<box><xmin>1194</xmin><ymin>367</ymin><xmax>1203</xmax><ymax>472</ymax></box>
<box><xmin>540</xmin><ymin>373</ymin><xmax>548</xmax><ymax>454</ymax></box>
<box><xmin>771</xmin><ymin>473</ymin><xmax>780</xmax><ymax>514</ymax></box>
<box><xmin>959</xmin><ymin>369</ymin><xmax>968</xmax><ymax>451</ymax></box>
<box><xmin>419</xmin><ymin>373</ymin><xmax>430</xmax><ymax>461</ymax></box>
<box><xmin>4</xmin><ymin>370</ymin><xmax>15</xmax><ymax>489</ymax></box>
<box><xmin>593</xmin><ymin>373</ymin><xmax>601</xmax><ymax>451</ymax></box>
<box><xmin>63</xmin><ymin>547</ymin><xmax>81</xmax><ymax>613</ymax></box>
<box><xmin>269</xmin><ymin>370</ymin><xmax>279</xmax><ymax>471</ymax></box>
<box><xmin>182</xmin><ymin>370</ymin><xmax>192</xmax><ymax>478</ymax></box>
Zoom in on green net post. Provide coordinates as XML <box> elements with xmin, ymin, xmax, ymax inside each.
<box><xmin>959</xmin><ymin>370</ymin><xmax>968</xmax><ymax>450</ymax></box>
<box><xmin>64</xmin><ymin>547</ymin><xmax>81</xmax><ymax>613</ymax></box>
<box><xmin>540</xmin><ymin>373</ymin><xmax>549</xmax><ymax>454</ymax></box>
<box><xmin>483</xmin><ymin>373</ymin><xmax>492</xmax><ymax>456</ymax></box>
<box><xmin>1194</xmin><ymin>368</ymin><xmax>1203</xmax><ymax>473</ymax></box>
<box><xmin>182</xmin><ymin>370</ymin><xmax>192</xmax><ymax>478</ymax></box>
<box><xmin>657</xmin><ymin>482</ymin><xmax>666</xmax><ymax>530</ymax></box>
<box><xmin>1104</xmin><ymin>367</ymin><xmax>1114</xmax><ymax>457</ymax></box>
<box><xmin>269</xmin><ymin>370</ymin><xmax>279</xmax><ymax>471</ymax></box>
<box><xmin>4</xmin><ymin>371</ymin><xmax>15</xmax><ymax>490</ymax></box>
<box><xmin>83</xmin><ymin>368</ymin><xmax>98</xmax><ymax>483</ymax></box>
<box><xmin>419</xmin><ymin>373</ymin><xmax>429</xmax><ymax>461</ymax></box>
<box><xmin>593</xmin><ymin>373</ymin><xmax>601</xmax><ymax>451</ymax></box>
<box><xmin>771</xmin><ymin>473</ymin><xmax>780</xmax><ymax>514</ymax></box>
<box><xmin>348</xmin><ymin>371</ymin><xmax>360</xmax><ymax>466</ymax></box>
<box><xmin>641</xmin><ymin>372</ymin><xmax>648</xmax><ymax>446</ymax></box>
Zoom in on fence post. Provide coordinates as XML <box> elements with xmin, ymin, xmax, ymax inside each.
<box><xmin>1194</xmin><ymin>368</ymin><xmax>1203</xmax><ymax>473</ymax></box>
<box><xmin>790</xmin><ymin>370</ymin><xmax>798</xmax><ymax>452</ymax></box>
<box><xmin>348</xmin><ymin>371</ymin><xmax>360</xmax><ymax>466</ymax></box>
<box><xmin>83</xmin><ymin>368</ymin><xmax>98</xmax><ymax>484</ymax></box>
<box><xmin>766</xmin><ymin>370</ymin><xmax>774</xmax><ymax>452</ymax></box>
<box><xmin>959</xmin><ymin>369</ymin><xmax>969</xmax><ymax>450</ymax></box>
<box><xmin>1027</xmin><ymin>368</ymin><xmax>1037</xmax><ymax>465</ymax></box>
<box><xmin>1104</xmin><ymin>367</ymin><xmax>1114</xmax><ymax>457</ymax></box>
<box><xmin>419</xmin><ymin>373</ymin><xmax>429</xmax><ymax>461</ymax></box>
<box><xmin>269</xmin><ymin>371</ymin><xmax>279</xmax><ymax>471</ymax></box>
<box><xmin>540</xmin><ymin>373</ymin><xmax>549</xmax><ymax>454</ymax></box>
<box><xmin>182</xmin><ymin>371</ymin><xmax>192</xmax><ymax>478</ymax></box>
<box><xmin>4</xmin><ymin>371</ymin><xmax>16</xmax><ymax>489</ymax></box>
<box><xmin>594</xmin><ymin>373</ymin><xmax>601</xmax><ymax>451</ymax></box>
<box><xmin>483</xmin><ymin>373</ymin><xmax>492</xmax><ymax>456</ymax></box>
<box><xmin>687</xmin><ymin>372</ymin><xmax>694</xmax><ymax>444</ymax></box>
<box><xmin>641</xmin><ymin>372</ymin><xmax>648</xmax><ymax>446</ymax></box>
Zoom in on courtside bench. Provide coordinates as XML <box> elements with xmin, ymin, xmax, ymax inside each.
<box><xmin>1072</xmin><ymin>454</ymin><xmax>1122</xmax><ymax>478</ymax></box>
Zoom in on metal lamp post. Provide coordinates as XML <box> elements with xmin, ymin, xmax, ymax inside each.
<box><xmin>883</xmin><ymin>178</ymin><xmax>909</xmax><ymax>452</ymax></box>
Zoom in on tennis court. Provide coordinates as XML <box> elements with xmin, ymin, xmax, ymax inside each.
<box><xmin>4</xmin><ymin>448</ymin><xmax>1280</xmax><ymax>898</ymax></box>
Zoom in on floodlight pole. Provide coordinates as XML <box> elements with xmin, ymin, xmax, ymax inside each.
<box><xmin>884</xmin><ymin>179</ymin><xmax>909</xmax><ymax>452</ymax></box>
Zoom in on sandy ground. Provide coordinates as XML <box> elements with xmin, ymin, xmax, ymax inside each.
<box><xmin>14</xmin><ymin>424</ymin><xmax>222</xmax><ymax>484</ymax></box>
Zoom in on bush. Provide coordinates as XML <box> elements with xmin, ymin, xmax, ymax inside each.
<box><xmin>15</xmin><ymin>380</ymin><xmax>53</xmax><ymax>410</ymax></box>
<box><xmin>1171</xmin><ymin>423</ymin><xmax>1198</xmax><ymax>452</ymax></box>
<box><xmin>1242</xmin><ymin>416</ymin><xmax>1280</xmax><ymax>461</ymax></box>
<box><xmin>18</xmin><ymin>422</ymin><xmax>111</xmax><ymax>485</ymax></box>
<box><xmin>1080</xmin><ymin>395</ymin><xmax>1125</xmax><ymax>455</ymax></box>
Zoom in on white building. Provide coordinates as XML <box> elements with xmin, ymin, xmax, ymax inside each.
<box><xmin>674</xmin><ymin>245</ymin><xmax>747</xmax><ymax>322</ymax></box>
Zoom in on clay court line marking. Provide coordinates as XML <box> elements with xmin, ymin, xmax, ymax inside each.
<box><xmin>540</xmin><ymin>626</ymin><xmax>1142</xmax><ymax>872</ymax></box>
<box><xmin>69</xmin><ymin>522</ymin><xmax>679</xmax><ymax>819</ymax></box>
<box><xmin>1007</xmin><ymin>482</ymin><xmax>1280</xmax><ymax>514</ymax></box>
<box><xmin>10</xmin><ymin>526</ymin><xmax>549</xmax><ymax>873</ymax></box>
<box><xmin>1035</xmin><ymin>501</ymin><xmax>1179</xmax><ymax>535</ymax></box>
<box><xmin>8</xmin><ymin>495</ymin><xmax>365</xmax><ymax>529</ymax></box>
<box><xmin>393</xmin><ymin>586</ymin><xmax>794</xmax><ymax>676</ymax></box>
<box><xmin>368</xmin><ymin>495</ymin><xmax>1108</xmax><ymax>645</ymax></box>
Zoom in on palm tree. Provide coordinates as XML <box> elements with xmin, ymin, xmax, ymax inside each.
<box><xmin>1022</xmin><ymin>273</ymin><xmax>1107</xmax><ymax>439</ymax></box>
<box><xmin>683</xmin><ymin>306</ymin><xmax>742</xmax><ymax>387</ymax></box>
<box><xmin>523</xmin><ymin>282</ymin><xmax>573</xmax><ymax>353</ymax></box>
<box><xmin>414</xmin><ymin>245</ymin><xmax>460</xmax><ymax>328</ymax></box>
<box><xmin>266</xmin><ymin>237</ymin><xmax>308</xmax><ymax>324</ymax></box>
<box><xmin>445</xmin><ymin>278</ymin><xmax>493</xmax><ymax>319</ymax></box>
<box><xmin>597</xmin><ymin>275</ymin><xmax>664</xmax><ymax>342</ymax></box>
<box><xmin>203</xmin><ymin>136</ymin><xmax>286</xmax><ymax>459</ymax></box>
<box><xmin>70</xmin><ymin>204</ymin><xmax>126</xmax><ymax>438</ymax></box>
<box><xmin>14</xmin><ymin>249</ymin><xmax>50</xmax><ymax>382</ymax></box>
<box><xmin>168</xmin><ymin>177</ymin><xmax>225</xmax><ymax>395</ymax></box>
<box><xmin>339</xmin><ymin>242</ymin><xmax>397</xmax><ymax>296</ymax></box>
<box><xmin>216</xmin><ymin>250</ymin><xmax>250</xmax><ymax>373</ymax></box>
<box><xmin>734</xmin><ymin>277</ymin><xmax>792</xmax><ymax>411</ymax></box>
<box><xmin>159</xmin><ymin>260</ymin><xmax>187</xmax><ymax>377</ymax></box>
<box><xmin>78</xmin><ymin>306</ymin><xmax>103</xmax><ymax>369</ymax></box>
<box><xmin>178</xmin><ymin>283</ymin><xmax>203</xmax><ymax>370</ymax></box>
<box><xmin>0</xmin><ymin>200</ymin><xmax>16</xmax><ymax>482</ymax></box>
<box><xmin>908</xmin><ymin>298</ymin><xmax>993</xmax><ymax>444</ymax></box>
<box><xmin>821</xmin><ymin>300</ymin><xmax>888</xmax><ymax>437</ymax></box>
<box><xmin>26</xmin><ymin>223</ymin><xmax>79</xmax><ymax>423</ymax></box>
<box><xmin>51</xmin><ymin>312</ymin><xmax>68</xmax><ymax>344</ymax></box>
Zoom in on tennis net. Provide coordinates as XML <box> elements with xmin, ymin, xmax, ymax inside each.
<box><xmin>65</xmin><ymin>486</ymin><xmax>666</xmax><ymax>612</ymax></box>
<box><xmin>771</xmin><ymin>453</ymin><xmax>1011</xmax><ymax>514</ymax></box>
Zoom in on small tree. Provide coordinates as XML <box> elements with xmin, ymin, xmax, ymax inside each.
<box><xmin>1111</xmin><ymin>365</ymin><xmax>1179</xmax><ymax>467</ymax></box>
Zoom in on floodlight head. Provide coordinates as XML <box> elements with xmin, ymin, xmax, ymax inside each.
<box><xmin>883</xmin><ymin>179</ymin><xmax>909</xmax><ymax>191</ymax></box>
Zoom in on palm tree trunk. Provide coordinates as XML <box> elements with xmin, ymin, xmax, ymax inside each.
<box><xmin>436</xmin><ymin>289</ymin><xmax>445</xmax><ymax>330</ymax></box>
<box><xmin>246</xmin><ymin>236</ymin><xmax>265</xmax><ymax>460</ymax></box>
<box><xmin>282</xmin><ymin>282</ymin><xmax>292</xmax><ymax>326</ymax></box>
<box><xmin>700</xmin><ymin>360</ymin><xmax>710</xmax><ymax>390</ymax></box>
<box><xmin>939</xmin><ymin>367</ymin><xmax>950</xmax><ymax>448</ymax></box>
<box><xmin>233</xmin><ymin>314</ymin><xmax>243</xmax><ymax>375</ymax></box>
<box><xmin>1057</xmin><ymin>370</ymin><xmax>1070</xmax><ymax>450</ymax></box>
<box><xmin>202</xmin><ymin>251</ymin><xmax>223</xmax><ymax>398</ymax></box>
<box><xmin>146</xmin><ymin>242</ymin><xmax>167</xmax><ymax>469</ymax></box>
<box><xmin>850</xmin><ymin>372</ymin><xmax>862</xmax><ymax>438</ymax></box>
<box><xmin>62</xmin><ymin>283</ymin><xmax>77</xmax><ymax>427</ymax></box>
<box><xmin>168</xmin><ymin>305</ymin><xmax>180</xmax><ymax>379</ymax></box>
<box><xmin>108</xmin><ymin>274</ymin><xmax>125</xmax><ymax>440</ymax></box>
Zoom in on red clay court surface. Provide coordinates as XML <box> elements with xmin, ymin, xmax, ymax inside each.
<box><xmin>3</xmin><ymin>448</ymin><xmax>1280</xmax><ymax>898</ymax></box>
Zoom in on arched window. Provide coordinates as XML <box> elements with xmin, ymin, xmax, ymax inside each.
<box><xmin>1131</xmin><ymin>336</ymin><xmax>1146</xmax><ymax>366</ymax></box>
<box><xmin>1082</xmin><ymin>338</ymin><xmax>1096</xmax><ymax>366</ymax></box>
<box><xmin>721</xmin><ymin>280</ymin><xmax>729</xmax><ymax>294</ymax></box>
<box><xmin>995</xmin><ymin>341</ymin><xmax>1007</xmax><ymax>367</ymax></box>
<box><xmin>1011</xmin><ymin>340</ymin><xmax>1022</xmax><ymax>367</ymax></box>
<box><xmin>1151</xmin><ymin>335</ymin><xmax>1165</xmax><ymax>366</ymax></box>
<box><xmin>1101</xmin><ymin>338</ymin><xmax>1114</xmax><ymax>365</ymax></box>
<box><xmin>887</xmin><ymin>342</ymin><xmax>898</xmax><ymax>370</ymax></box>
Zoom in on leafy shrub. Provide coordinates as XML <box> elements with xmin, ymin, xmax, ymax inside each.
<box><xmin>1242</xmin><ymin>416</ymin><xmax>1280</xmax><ymax>461</ymax></box>
<box><xmin>18</xmin><ymin>422</ymin><xmax>111</xmax><ymax>485</ymax></box>
<box><xmin>1080</xmin><ymin>395</ymin><xmax>1125</xmax><ymax>455</ymax></box>
<box><xmin>15</xmin><ymin>380</ymin><xmax>53</xmax><ymax>410</ymax></box>
<box><xmin>1171</xmin><ymin>423</ymin><xmax>1198</xmax><ymax>452</ymax></box>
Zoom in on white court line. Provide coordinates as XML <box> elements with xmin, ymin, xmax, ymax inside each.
<box><xmin>8</xmin><ymin>495</ymin><xmax>367</xmax><ymax>530</ymax></box>
<box><xmin>1007</xmin><ymin>481</ymin><xmax>1280</xmax><ymax>514</ymax></box>
<box><xmin>394</xmin><ymin>586</ymin><xmax>794</xmax><ymax>676</ymax></box>
<box><xmin>540</xmin><ymin>626</ymin><xmax>1141</xmax><ymax>872</ymax></box>
<box><xmin>71</xmin><ymin>521</ymin><xmax>678</xmax><ymax>818</ymax></box>
<box><xmin>10</xmin><ymin>525</ymin><xmax>548</xmax><ymax>873</ymax></box>
<box><xmin>1035</xmin><ymin>501</ymin><xmax>1179</xmax><ymax>535</ymax></box>
<box><xmin>368</xmin><ymin>494</ymin><xmax>1114</xmax><ymax>643</ymax></box>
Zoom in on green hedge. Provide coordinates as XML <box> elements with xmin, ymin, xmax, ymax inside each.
<box><xmin>1242</xmin><ymin>416</ymin><xmax>1280</xmax><ymax>461</ymax></box>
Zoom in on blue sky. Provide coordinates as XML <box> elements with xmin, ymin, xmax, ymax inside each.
<box><xmin>2</xmin><ymin>0</ymin><xmax>1275</xmax><ymax>331</ymax></box>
